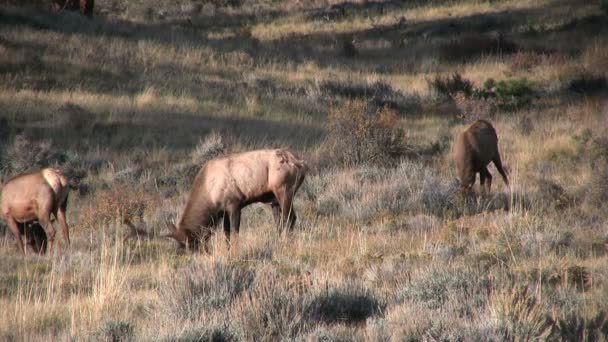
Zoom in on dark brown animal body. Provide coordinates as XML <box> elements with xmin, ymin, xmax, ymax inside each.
<box><xmin>0</xmin><ymin>168</ymin><xmax>70</xmax><ymax>255</ymax></box>
<box><xmin>51</xmin><ymin>0</ymin><xmax>94</xmax><ymax>17</ymax></box>
<box><xmin>166</xmin><ymin>149</ymin><xmax>308</xmax><ymax>252</ymax></box>
<box><xmin>454</xmin><ymin>120</ymin><xmax>509</xmax><ymax>192</ymax></box>
<box><xmin>20</xmin><ymin>221</ymin><xmax>48</xmax><ymax>255</ymax></box>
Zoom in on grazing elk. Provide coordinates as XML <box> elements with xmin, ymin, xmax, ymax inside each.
<box><xmin>1</xmin><ymin>168</ymin><xmax>70</xmax><ymax>255</ymax></box>
<box><xmin>453</xmin><ymin>120</ymin><xmax>509</xmax><ymax>193</ymax></box>
<box><xmin>165</xmin><ymin>149</ymin><xmax>308</xmax><ymax>252</ymax></box>
<box><xmin>51</xmin><ymin>0</ymin><xmax>94</xmax><ymax>18</ymax></box>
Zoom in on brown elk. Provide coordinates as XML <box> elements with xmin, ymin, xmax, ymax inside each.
<box><xmin>165</xmin><ymin>149</ymin><xmax>308</xmax><ymax>252</ymax></box>
<box><xmin>51</xmin><ymin>0</ymin><xmax>94</xmax><ymax>18</ymax></box>
<box><xmin>453</xmin><ymin>120</ymin><xmax>509</xmax><ymax>193</ymax></box>
<box><xmin>1</xmin><ymin>168</ymin><xmax>71</xmax><ymax>255</ymax></box>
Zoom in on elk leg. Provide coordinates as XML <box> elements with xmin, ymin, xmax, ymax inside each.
<box><xmin>223</xmin><ymin>214</ymin><xmax>231</xmax><ymax>243</ymax></box>
<box><xmin>38</xmin><ymin>215</ymin><xmax>55</xmax><ymax>254</ymax></box>
<box><xmin>275</xmin><ymin>188</ymin><xmax>296</xmax><ymax>231</ymax></box>
<box><xmin>480</xmin><ymin>167</ymin><xmax>492</xmax><ymax>194</ymax></box>
<box><xmin>270</xmin><ymin>202</ymin><xmax>281</xmax><ymax>225</ymax></box>
<box><xmin>6</xmin><ymin>217</ymin><xmax>25</xmax><ymax>255</ymax></box>
<box><xmin>55</xmin><ymin>198</ymin><xmax>70</xmax><ymax>245</ymax></box>
<box><xmin>229</xmin><ymin>206</ymin><xmax>241</xmax><ymax>235</ymax></box>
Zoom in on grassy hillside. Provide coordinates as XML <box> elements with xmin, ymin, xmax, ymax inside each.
<box><xmin>1</xmin><ymin>0</ymin><xmax>607</xmax><ymax>340</ymax></box>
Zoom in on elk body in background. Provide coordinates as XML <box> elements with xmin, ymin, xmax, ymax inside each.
<box><xmin>0</xmin><ymin>168</ymin><xmax>71</xmax><ymax>255</ymax></box>
<box><xmin>453</xmin><ymin>120</ymin><xmax>509</xmax><ymax>193</ymax></box>
<box><xmin>51</xmin><ymin>0</ymin><xmax>94</xmax><ymax>17</ymax></box>
<box><xmin>165</xmin><ymin>149</ymin><xmax>308</xmax><ymax>252</ymax></box>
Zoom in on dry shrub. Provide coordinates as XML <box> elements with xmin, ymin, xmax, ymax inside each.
<box><xmin>452</xmin><ymin>91</ymin><xmax>496</xmax><ymax>123</ymax></box>
<box><xmin>490</xmin><ymin>286</ymin><xmax>553</xmax><ymax>341</ymax></box>
<box><xmin>1</xmin><ymin>134</ymin><xmax>54</xmax><ymax>175</ymax></box>
<box><xmin>160</xmin><ymin>260</ymin><xmax>255</xmax><ymax>321</ymax></box>
<box><xmin>439</xmin><ymin>33</ymin><xmax>518</xmax><ymax>62</ymax></box>
<box><xmin>534</xmin><ymin>179</ymin><xmax>573</xmax><ymax>213</ymax></box>
<box><xmin>158</xmin><ymin>325</ymin><xmax>236</xmax><ymax>342</ymax></box>
<box><xmin>518</xmin><ymin>115</ymin><xmax>534</xmax><ymax>136</ymax></box>
<box><xmin>398</xmin><ymin>266</ymin><xmax>490</xmax><ymax>310</ymax></box>
<box><xmin>96</xmin><ymin>320</ymin><xmax>134</xmax><ymax>342</ymax></box>
<box><xmin>510</xmin><ymin>51</ymin><xmax>566</xmax><ymax>71</ymax></box>
<box><xmin>428</xmin><ymin>73</ymin><xmax>474</xmax><ymax>99</ymax></box>
<box><xmin>587</xmin><ymin>164</ymin><xmax>608</xmax><ymax>206</ymax></box>
<box><xmin>0</xmin><ymin>134</ymin><xmax>86</xmax><ymax>186</ymax></box>
<box><xmin>318</xmin><ymin>100</ymin><xmax>405</xmax><ymax>167</ymax></box>
<box><xmin>582</xmin><ymin>40</ymin><xmax>608</xmax><ymax>74</ymax></box>
<box><xmin>190</xmin><ymin>131</ymin><xmax>226</xmax><ymax>165</ymax></box>
<box><xmin>552</xmin><ymin>310</ymin><xmax>608</xmax><ymax>341</ymax></box>
<box><xmin>81</xmin><ymin>184</ymin><xmax>160</xmax><ymax>229</ymax></box>
<box><xmin>232</xmin><ymin>267</ymin><xmax>309</xmax><ymax>340</ymax></box>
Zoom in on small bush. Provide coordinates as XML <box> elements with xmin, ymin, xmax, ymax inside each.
<box><xmin>318</xmin><ymin>100</ymin><xmax>405</xmax><ymax>167</ymax></box>
<box><xmin>161</xmin><ymin>261</ymin><xmax>255</xmax><ymax>321</ymax></box>
<box><xmin>552</xmin><ymin>310</ymin><xmax>608</xmax><ymax>341</ymax></box>
<box><xmin>158</xmin><ymin>325</ymin><xmax>236</xmax><ymax>342</ymax></box>
<box><xmin>398</xmin><ymin>267</ymin><xmax>489</xmax><ymax>310</ymax></box>
<box><xmin>233</xmin><ymin>268</ymin><xmax>308</xmax><ymax>340</ymax></box>
<box><xmin>305</xmin><ymin>283</ymin><xmax>384</xmax><ymax>325</ymax></box>
<box><xmin>0</xmin><ymin>134</ymin><xmax>87</xmax><ymax>186</ymax></box>
<box><xmin>535</xmin><ymin>179</ymin><xmax>573</xmax><ymax>212</ymax></box>
<box><xmin>191</xmin><ymin>131</ymin><xmax>226</xmax><ymax>166</ymax></box>
<box><xmin>518</xmin><ymin>115</ymin><xmax>534</xmax><ymax>135</ymax></box>
<box><xmin>81</xmin><ymin>184</ymin><xmax>160</xmax><ymax>229</ymax></box>
<box><xmin>439</xmin><ymin>33</ymin><xmax>518</xmax><ymax>62</ymax></box>
<box><xmin>587</xmin><ymin>164</ymin><xmax>608</xmax><ymax>206</ymax></box>
<box><xmin>97</xmin><ymin>320</ymin><xmax>134</xmax><ymax>342</ymax></box>
<box><xmin>494</xmin><ymin>78</ymin><xmax>536</xmax><ymax>110</ymax></box>
<box><xmin>428</xmin><ymin>73</ymin><xmax>474</xmax><ymax>99</ymax></box>
<box><xmin>490</xmin><ymin>286</ymin><xmax>553</xmax><ymax>341</ymax></box>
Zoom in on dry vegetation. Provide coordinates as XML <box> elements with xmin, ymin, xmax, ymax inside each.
<box><xmin>1</xmin><ymin>0</ymin><xmax>608</xmax><ymax>340</ymax></box>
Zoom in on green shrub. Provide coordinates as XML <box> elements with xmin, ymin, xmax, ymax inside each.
<box><xmin>494</xmin><ymin>78</ymin><xmax>536</xmax><ymax>110</ymax></box>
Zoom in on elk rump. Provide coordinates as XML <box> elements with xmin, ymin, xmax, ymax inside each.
<box><xmin>453</xmin><ymin>120</ymin><xmax>509</xmax><ymax>193</ymax></box>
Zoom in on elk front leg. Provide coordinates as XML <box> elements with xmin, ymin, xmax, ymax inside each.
<box><xmin>480</xmin><ymin>167</ymin><xmax>492</xmax><ymax>194</ymax></box>
<box><xmin>6</xmin><ymin>217</ymin><xmax>25</xmax><ymax>255</ymax></box>
<box><xmin>274</xmin><ymin>188</ymin><xmax>296</xmax><ymax>231</ymax></box>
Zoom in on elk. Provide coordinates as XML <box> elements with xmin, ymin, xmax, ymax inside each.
<box><xmin>51</xmin><ymin>0</ymin><xmax>94</xmax><ymax>18</ymax></box>
<box><xmin>453</xmin><ymin>120</ymin><xmax>509</xmax><ymax>193</ymax></box>
<box><xmin>165</xmin><ymin>149</ymin><xmax>308</xmax><ymax>252</ymax></box>
<box><xmin>0</xmin><ymin>168</ymin><xmax>71</xmax><ymax>255</ymax></box>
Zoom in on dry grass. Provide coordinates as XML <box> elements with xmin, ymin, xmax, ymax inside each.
<box><xmin>1</xmin><ymin>0</ymin><xmax>608</xmax><ymax>340</ymax></box>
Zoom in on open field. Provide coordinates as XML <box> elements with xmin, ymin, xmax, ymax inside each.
<box><xmin>1</xmin><ymin>0</ymin><xmax>608</xmax><ymax>340</ymax></box>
